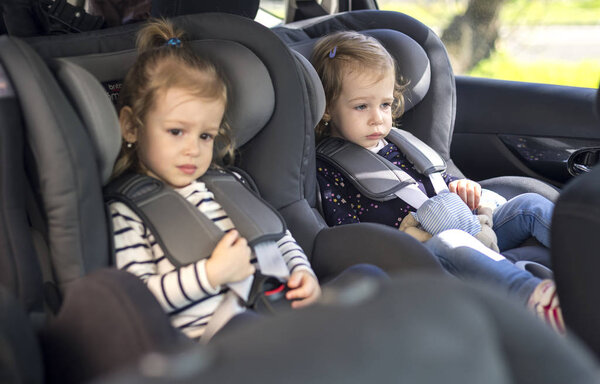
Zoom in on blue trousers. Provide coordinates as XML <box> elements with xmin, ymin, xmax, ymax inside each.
<box><xmin>493</xmin><ymin>193</ymin><xmax>553</xmax><ymax>252</ymax></box>
<box><xmin>424</xmin><ymin>193</ymin><xmax>554</xmax><ymax>304</ymax></box>
<box><xmin>425</xmin><ymin>229</ymin><xmax>541</xmax><ymax>305</ymax></box>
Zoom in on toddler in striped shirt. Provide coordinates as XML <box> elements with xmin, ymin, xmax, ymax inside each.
<box><xmin>108</xmin><ymin>19</ymin><xmax>321</xmax><ymax>341</ymax></box>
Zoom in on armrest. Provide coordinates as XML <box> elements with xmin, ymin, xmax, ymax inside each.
<box><xmin>311</xmin><ymin>222</ymin><xmax>443</xmax><ymax>281</ymax></box>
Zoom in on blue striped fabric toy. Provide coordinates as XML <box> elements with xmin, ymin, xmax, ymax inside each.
<box><xmin>411</xmin><ymin>192</ymin><xmax>481</xmax><ymax>236</ymax></box>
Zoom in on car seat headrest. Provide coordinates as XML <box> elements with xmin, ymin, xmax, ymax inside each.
<box><xmin>151</xmin><ymin>0</ymin><xmax>260</xmax><ymax>20</ymax></box>
<box><xmin>53</xmin><ymin>39</ymin><xmax>276</xmax><ymax>182</ymax></box>
<box><xmin>290</xmin><ymin>49</ymin><xmax>326</xmax><ymax>130</ymax></box>
<box><xmin>289</xmin><ymin>29</ymin><xmax>431</xmax><ymax>113</ymax></box>
<box><xmin>186</xmin><ymin>40</ymin><xmax>275</xmax><ymax>147</ymax></box>
<box><xmin>52</xmin><ymin>58</ymin><xmax>121</xmax><ymax>184</ymax></box>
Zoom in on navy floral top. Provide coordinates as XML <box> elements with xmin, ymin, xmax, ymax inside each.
<box><xmin>317</xmin><ymin>141</ymin><xmax>458</xmax><ymax>228</ymax></box>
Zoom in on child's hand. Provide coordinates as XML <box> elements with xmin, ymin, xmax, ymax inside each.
<box><xmin>206</xmin><ymin>230</ymin><xmax>255</xmax><ymax>288</ymax></box>
<box><xmin>286</xmin><ymin>270</ymin><xmax>321</xmax><ymax>309</ymax></box>
<box><xmin>449</xmin><ymin>179</ymin><xmax>481</xmax><ymax>210</ymax></box>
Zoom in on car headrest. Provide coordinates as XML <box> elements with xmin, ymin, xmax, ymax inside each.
<box><xmin>288</xmin><ymin>29</ymin><xmax>431</xmax><ymax>113</ymax></box>
<box><xmin>151</xmin><ymin>0</ymin><xmax>260</xmax><ymax>20</ymax></box>
<box><xmin>52</xmin><ymin>58</ymin><xmax>121</xmax><ymax>184</ymax></box>
<box><xmin>290</xmin><ymin>49</ymin><xmax>326</xmax><ymax>131</ymax></box>
<box><xmin>52</xmin><ymin>39</ymin><xmax>276</xmax><ymax>184</ymax></box>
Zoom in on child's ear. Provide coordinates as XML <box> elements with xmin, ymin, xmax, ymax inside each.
<box><xmin>322</xmin><ymin>111</ymin><xmax>331</xmax><ymax>124</ymax></box>
<box><xmin>119</xmin><ymin>106</ymin><xmax>138</xmax><ymax>144</ymax></box>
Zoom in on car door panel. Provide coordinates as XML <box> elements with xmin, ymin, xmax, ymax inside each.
<box><xmin>452</xmin><ymin>76</ymin><xmax>600</xmax><ymax>186</ymax></box>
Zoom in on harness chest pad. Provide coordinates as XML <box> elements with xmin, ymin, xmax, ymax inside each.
<box><xmin>316</xmin><ymin>137</ymin><xmax>417</xmax><ymax>201</ymax></box>
<box><xmin>104</xmin><ymin>171</ymin><xmax>286</xmax><ymax>267</ymax></box>
<box><xmin>316</xmin><ymin>128</ymin><xmax>447</xmax><ymax>203</ymax></box>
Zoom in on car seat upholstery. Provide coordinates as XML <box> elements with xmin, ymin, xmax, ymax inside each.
<box><xmin>98</xmin><ymin>275</ymin><xmax>600</xmax><ymax>384</ymax></box>
<box><xmin>272</xmin><ymin>9</ymin><xmax>559</xmax><ymax>203</ymax></box>
<box><xmin>0</xmin><ymin>54</ymin><xmax>45</xmax><ymax>321</ymax></box>
<box><xmin>0</xmin><ymin>286</ymin><xmax>44</xmax><ymax>384</ymax></box>
<box><xmin>551</xmin><ymin>86</ymin><xmax>600</xmax><ymax>359</ymax></box>
<box><xmin>25</xmin><ymin>12</ymin><xmax>442</xmax><ymax>282</ymax></box>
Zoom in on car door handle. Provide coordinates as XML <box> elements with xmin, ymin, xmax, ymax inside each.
<box><xmin>568</xmin><ymin>148</ymin><xmax>600</xmax><ymax>176</ymax></box>
<box><xmin>573</xmin><ymin>163</ymin><xmax>592</xmax><ymax>173</ymax></box>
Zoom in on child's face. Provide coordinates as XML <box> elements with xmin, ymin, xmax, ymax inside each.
<box><xmin>135</xmin><ymin>87</ymin><xmax>225</xmax><ymax>188</ymax></box>
<box><xmin>327</xmin><ymin>69</ymin><xmax>395</xmax><ymax>149</ymax></box>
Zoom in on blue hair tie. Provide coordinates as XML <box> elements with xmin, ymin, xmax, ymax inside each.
<box><xmin>328</xmin><ymin>46</ymin><xmax>337</xmax><ymax>58</ymax></box>
<box><xmin>166</xmin><ymin>37</ymin><xmax>181</xmax><ymax>48</ymax></box>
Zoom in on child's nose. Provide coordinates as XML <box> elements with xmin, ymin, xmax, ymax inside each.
<box><xmin>370</xmin><ymin>109</ymin><xmax>384</xmax><ymax>125</ymax></box>
<box><xmin>185</xmin><ymin>138</ymin><xmax>201</xmax><ymax>156</ymax></box>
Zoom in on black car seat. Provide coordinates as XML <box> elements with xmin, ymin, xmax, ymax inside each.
<box><xmin>98</xmin><ymin>274</ymin><xmax>600</xmax><ymax>384</ymax></box>
<box><xmin>25</xmin><ymin>12</ymin><xmax>442</xmax><ymax>282</ymax></box>
<box><xmin>271</xmin><ymin>10</ymin><xmax>557</xmax><ymax>269</ymax></box>
<box><xmin>272</xmin><ymin>9</ymin><xmax>559</xmax><ymax>202</ymax></box>
<box><xmin>551</xmin><ymin>85</ymin><xmax>600</xmax><ymax>359</ymax></box>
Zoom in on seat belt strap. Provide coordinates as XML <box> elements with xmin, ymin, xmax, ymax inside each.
<box><xmin>429</xmin><ymin>172</ymin><xmax>450</xmax><ymax>195</ymax></box>
<box><xmin>316</xmin><ymin>137</ymin><xmax>418</xmax><ymax>202</ymax></box>
<box><xmin>293</xmin><ymin>0</ymin><xmax>329</xmax><ymax>20</ymax></box>
<box><xmin>393</xmin><ymin>184</ymin><xmax>429</xmax><ymax>209</ymax></box>
<box><xmin>253</xmin><ymin>241</ymin><xmax>290</xmax><ymax>281</ymax></box>
<box><xmin>105</xmin><ymin>171</ymin><xmax>287</xmax><ymax>268</ymax></box>
<box><xmin>387</xmin><ymin>128</ymin><xmax>446</xmax><ymax>175</ymax></box>
<box><xmin>387</xmin><ymin>128</ymin><xmax>449</xmax><ymax>195</ymax></box>
<box><xmin>316</xmin><ymin>130</ymin><xmax>450</xmax><ymax>208</ymax></box>
<box><xmin>200</xmin><ymin>290</ymin><xmax>246</xmax><ymax>343</ymax></box>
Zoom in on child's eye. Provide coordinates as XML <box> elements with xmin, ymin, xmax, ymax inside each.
<box><xmin>200</xmin><ymin>133</ymin><xmax>214</xmax><ymax>141</ymax></box>
<box><xmin>354</xmin><ymin>104</ymin><xmax>367</xmax><ymax>111</ymax></box>
<box><xmin>168</xmin><ymin>129</ymin><xmax>183</xmax><ymax>136</ymax></box>
<box><xmin>381</xmin><ymin>102</ymin><xmax>392</xmax><ymax>109</ymax></box>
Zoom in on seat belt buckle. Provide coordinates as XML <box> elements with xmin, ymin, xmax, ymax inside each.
<box><xmin>247</xmin><ymin>272</ymin><xmax>292</xmax><ymax>315</ymax></box>
<box><xmin>264</xmin><ymin>283</ymin><xmax>286</xmax><ymax>297</ymax></box>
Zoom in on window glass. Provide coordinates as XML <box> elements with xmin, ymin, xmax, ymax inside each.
<box><xmin>378</xmin><ymin>0</ymin><xmax>600</xmax><ymax>88</ymax></box>
<box><xmin>257</xmin><ymin>0</ymin><xmax>286</xmax><ymax>27</ymax></box>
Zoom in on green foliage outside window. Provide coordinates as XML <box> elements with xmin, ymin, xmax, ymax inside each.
<box><xmin>378</xmin><ymin>0</ymin><xmax>600</xmax><ymax>87</ymax></box>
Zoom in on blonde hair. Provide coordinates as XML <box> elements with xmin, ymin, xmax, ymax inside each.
<box><xmin>310</xmin><ymin>31</ymin><xmax>407</xmax><ymax>142</ymax></box>
<box><xmin>112</xmin><ymin>18</ymin><xmax>234</xmax><ymax>179</ymax></box>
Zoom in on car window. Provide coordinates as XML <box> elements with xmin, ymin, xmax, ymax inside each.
<box><xmin>257</xmin><ymin>0</ymin><xmax>286</xmax><ymax>27</ymax></box>
<box><xmin>379</xmin><ymin>0</ymin><xmax>600</xmax><ymax>88</ymax></box>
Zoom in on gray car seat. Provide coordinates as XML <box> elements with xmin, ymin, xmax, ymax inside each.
<box><xmin>0</xmin><ymin>35</ymin><xmax>192</xmax><ymax>384</ymax></box>
<box><xmin>272</xmin><ymin>10</ymin><xmax>556</xmax><ymax>269</ymax></box>
<box><xmin>272</xmin><ymin>9</ymin><xmax>559</xmax><ymax>202</ymax></box>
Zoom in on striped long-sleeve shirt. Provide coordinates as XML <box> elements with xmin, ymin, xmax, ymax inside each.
<box><xmin>110</xmin><ymin>180</ymin><xmax>313</xmax><ymax>340</ymax></box>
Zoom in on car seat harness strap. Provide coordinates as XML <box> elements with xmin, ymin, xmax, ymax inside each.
<box><xmin>105</xmin><ymin>170</ymin><xmax>291</xmax><ymax>341</ymax></box>
<box><xmin>104</xmin><ymin>170</ymin><xmax>288</xmax><ymax>276</ymax></box>
<box><xmin>316</xmin><ymin>128</ymin><xmax>448</xmax><ymax>209</ymax></box>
